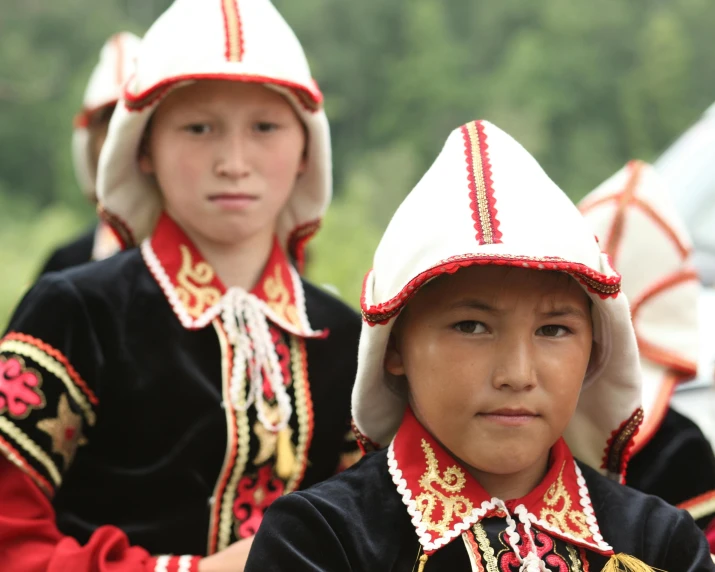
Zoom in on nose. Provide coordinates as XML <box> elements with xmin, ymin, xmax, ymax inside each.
<box><xmin>491</xmin><ymin>334</ymin><xmax>537</xmax><ymax>391</ymax></box>
<box><xmin>214</xmin><ymin>131</ymin><xmax>250</xmax><ymax>180</ymax></box>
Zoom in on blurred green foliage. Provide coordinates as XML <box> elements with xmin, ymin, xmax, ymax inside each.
<box><xmin>2</xmin><ymin>0</ymin><xmax>715</xmax><ymax>326</ymax></box>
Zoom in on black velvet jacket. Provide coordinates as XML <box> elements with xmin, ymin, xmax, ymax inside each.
<box><xmin>0</xmin><ymin>214</ymin><xmax>361</xmax><ymax>556</ymax></box>
<box><xmin>38</xmin><ymin>227</ymin><xmax>95</xmax><ymax>275</ymax></box>
<box><xmin>628</xmin><ymin>406</ymin><xmax>715</xmax><ymax>529</ymax></box>
<box><xmin>247</xmin><ymin>409</ymin><xmax>715</xmax><ymax>571</ymax></box>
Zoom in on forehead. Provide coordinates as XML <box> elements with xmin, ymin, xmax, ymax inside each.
<box><xmin>155</xmin><ymin>80</ymin><xmax>293</xmax><ymax>115</ymax></box>
<box><xmin>407</xmin><ymin>266</ymin><xmax>591</xmax><ymax>312</ymax></box>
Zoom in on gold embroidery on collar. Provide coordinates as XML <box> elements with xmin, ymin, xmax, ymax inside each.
<box><xmin>176</xmin><ymin>245</ymin><xmax>222</xmax><ymax>318</ymax></box>
<box><xmin>566</xmin><ymin>545</ymin><xmax>584</xmax><ymax>572</ymax></box>
<box><xmin>416</xmin><ymin>439</ymin><xmax>474</xmax><ymax>535</ymax></box>
<box><xmin>539</xmin><ymin>462</ymin><xmax>589</xmax><ymax>540</ymax></box>
<box><xmin>473</xmin><ymin>523</ymin><xmax>498</xmax><ymax>572</ymax></box>
<box><xmin>263</xmin><ymin>265</ymin><xmax>299</xmax><ymax>327</ymax></box>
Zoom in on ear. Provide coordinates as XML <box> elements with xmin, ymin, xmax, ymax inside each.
<box><xmin>138</xmin><ymin>149</ymin><xmax>154</xmax><ymax>175</ymax></box>
<box><xmin>584</xmin><ymin>340</ymin><xmax>599</xmax><ymax>380</ymax></box>
<box><xmin>297</xmin><ymin>156</ymin><xmax>307</xmax><ymax>176</ymax></box>
<box><xmin>137</xmin><ymin>123</ymin><xmax>155</xmax><ymax>175</ymax></box>
<box><xmin>384</xmin><ymin>332</ymin><xmax>405</xmax><ymax>376</ymax></box>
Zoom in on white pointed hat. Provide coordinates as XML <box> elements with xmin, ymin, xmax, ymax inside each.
<box><xmin>352</xmin><ymin>120</ymin><xmax>643</xmax><ymax>480</ymax></box>
<box><xmin>73</xmin><ymin>32</ymin><xmax>141</xmax><ymax>200</ymax></box>
<box><xmin>656</xmin><ymin>103</ymin><xmax>715</xmax><ymax>285</ymax></box>
<box><xmin>96</xmin><ymin>0</ymin><xmax>330</xmax><ymax>268</ymax></box>
<box><xmin>579</xmin><ymin>161</ymin><xmax>699</xmax><ymax>450</ymax></box>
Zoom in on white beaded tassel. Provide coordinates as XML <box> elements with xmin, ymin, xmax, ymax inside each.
<box><xmin>222</xmin><ymin>287</ymin><xmax>293</xmax><ymax>432</ymax></box>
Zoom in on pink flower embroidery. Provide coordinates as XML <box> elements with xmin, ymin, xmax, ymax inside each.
<box><xmin>0</xmin><ymin>356</ymin><xmax>44</xmax><ymax>418</ymax></box>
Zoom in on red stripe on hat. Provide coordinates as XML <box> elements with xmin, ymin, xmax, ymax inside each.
<box><xmin>461</xmin><ymin>121</ymin><xmax>501</xmax><ymax>245</ymax></box>
<box><xmin>221</xmin><ymin>0</ymin><xmax>244</xmax><ymax>62</ymax></box>
<box><xmin>603</xmin><ymin>160</ymin><xmax>642</xmax><ymax>267</ymax></box>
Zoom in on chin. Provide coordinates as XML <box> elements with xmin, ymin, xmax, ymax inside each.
<box><xmin>195</xmin><ymin>223</ymin><xmax>260</xmax><ymax>247</ymax></box>
<box><xmin>462</xmin><ymin>442</ymin><xmax>546</xmax><ymax>476</ymax></box>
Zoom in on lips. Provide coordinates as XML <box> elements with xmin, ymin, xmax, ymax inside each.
<box><xmin>477</xmin><ymin>407</ymin><xmax>538</xmax><ymax>427</ymax></box>
<box><xmin>483</xmin><ymin>407</ymin><xmax>537</xmax><ymax>417</ymax></box>
<box><xmin>208</xmin><ymin>192</ymin><xmax>258</xmax><ymax>210</ymax></box>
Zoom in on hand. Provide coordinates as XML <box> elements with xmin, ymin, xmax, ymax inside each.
<box><xmin>199</xmin><ymin>536</ymin><xmax>255</xmax><ymax>572</ymax></box>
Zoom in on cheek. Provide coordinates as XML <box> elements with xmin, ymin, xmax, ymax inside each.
<box><xmin>153</xmin><ymin>141</ymin><xmax>207</xmax><ymax>203</ymax></box>
<box><xmin>540</xmin><ymin>340</ymin><xmax>591</xmax><ymax>415</ymax></box>
<box><xmin>404</xmin><ymin>335</ymin><xmax>488</xmax><ymax>410</ymax></box>
<box><xmin>261</xmin><ymin>139</ymin><xmax>305</xmax><ymax>187</ymax></box>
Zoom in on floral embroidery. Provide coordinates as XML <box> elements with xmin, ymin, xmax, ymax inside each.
<box><xmin>0</xmin><ymin>335</ymin><xmax>97</xmax><ymax>426</ymax></box>
<box><xmin>175</xmin><ymin>245</ymin><xmax>222</xmax><ymax>319</ymax></box>
<box><xmin>233</xmin><ymin>465</ymin><xmax>284</xmax><ymax>538</ymax></box>
<box><xmin>416</xmin><ymin>439</ymin><xmax>474</xmax><ymax>535</ymax></box>
<box><xmin>209</xmin><ymin>325</ymin><xmax>313</xmax><ymax>553</ymax></box>
<box><xmin>496</xmin><ymin>525</ymin><xmax>571</xmax><ymax>571</ymax></box>
<box><xmin>0</xmin><ymin>356</ymin><xmax>45</xmax><ymax>419</ymax></box>
<box><xmin>36</xmin><ymin>393</ymin><xmax>87</xmax><ymax>469</ymax></box>
<box><xmin>539</xmin><ymin>463</ymin><xmax>589</xmax><ymax>540</ymax></box>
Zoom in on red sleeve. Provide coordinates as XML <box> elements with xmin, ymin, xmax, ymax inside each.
<box><xmin>0</xmin><ymin>457</ymin><xmax>201</xmax><ymax>572</ymax></box>
<box><xmin>705</xmin><ymin>516</ymin><xmax>715</xmax><ymax>554</ymax></box>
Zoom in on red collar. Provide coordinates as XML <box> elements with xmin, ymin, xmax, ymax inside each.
<box><xmin>388</xmin><ymin>408</ymin><xmax>613</xmax><ymax>556</ymax></box>
<box><xmin>141</xmin><ymin>212</ymin><xmax>323</xmax><ymax>337</ymax></box>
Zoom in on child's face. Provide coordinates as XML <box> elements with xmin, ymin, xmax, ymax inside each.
<box><xmin>385</xmin><ymin>266</ymin><xmax>593</xmax><ymax>480</ymax></box>
<box><xmin>139</xmin><ymin>80</ymin><xmax>306</xmax><ymax>248</ymax></box>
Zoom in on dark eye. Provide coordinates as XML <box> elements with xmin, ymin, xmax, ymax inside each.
<box><xmin>454</xmin><ymin>321</ymin><xmax>487</xmax><ymax>334</ymax></box>
<box><xmin>254</xmin><ymin>121</ymin><xmax>279</xmax><ymax>133</ymax></box>
<box><xmin>537</xmin><ymin>325</ymin><xmax>569</xmax><ymax>338</ymax></box>
<box><xmin>184</xmin><ymin>123</ymin><xmax>211</xmax><ymax>135</ymax></box>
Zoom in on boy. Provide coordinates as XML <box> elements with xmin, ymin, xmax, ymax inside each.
<box><xmin>580</xmin><ymin>160</ymin><xmax>715</xmax><ymax>533</ymax></box>
<box><xmin>0</xmin><ymin>1</ymin><xmax>360</xmax><ymax>571</ymax></box>
<box><xmin>246</xmin><ymin>120</ymin><xmax>714</xmax><ymax>570</ymax></box>
<box><xmin>39</xmin><ymin>31</ymin><xmax>140</xmax><ymax>274</ymax></box>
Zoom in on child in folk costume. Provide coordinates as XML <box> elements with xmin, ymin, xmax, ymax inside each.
<box><xmin>0</xmin><ymin>1</ymin><xmax>360</xmax><ymax>571</ymax></box>
<box><xmin>579</xmin><ymin>160</ymin><xmax>715</xmax><ymax>534</ymax></box>
<box><xmin>246</xmin><ymin>121</ymin><xmax>714</xmax><ymax>571</ymax></box>
<box><xmin>39</xmin><ymin>32</ymin><xmax>140</xmax><ymax>274</ymax></box>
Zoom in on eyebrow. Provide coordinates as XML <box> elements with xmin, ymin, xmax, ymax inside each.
<box><xmin>538</xmin><ymin>305</ymin><xmax>590</xmax><ymax>320</ymax></box>
<box><xmin>447</xmin><ymin>299</ymin><xmax>501</xmax><ymax>313</ymax></box>
<box><xmin>446</xmin><ymin>299</ymin><xmax>589</xmax><ymax>320</ymax></box>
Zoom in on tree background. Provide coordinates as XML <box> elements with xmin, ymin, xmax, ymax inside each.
<box><xmin>1</xmin><ymin>0</ymin><xmax>715</xmax><ymax>326</ymax></box>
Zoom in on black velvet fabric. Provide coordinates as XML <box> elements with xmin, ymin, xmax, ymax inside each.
<box><xmin>628</xmin><ymin>407</ymin><xmax>715</xmax><ymax>528</ymax></box>
<box><xmin>37</xmin><ymin>226</ymin><xmax>95</xmax><ymax>275</ymax></box>
<box><xmin>1</xmin><ymin>249</ymin><xmax>361</xmax><ymax>556</ymax></box>
<box><xmin>246</xmin><ymin>449</ymin><xmax>715</xmax><ymax>571</ymax></box>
